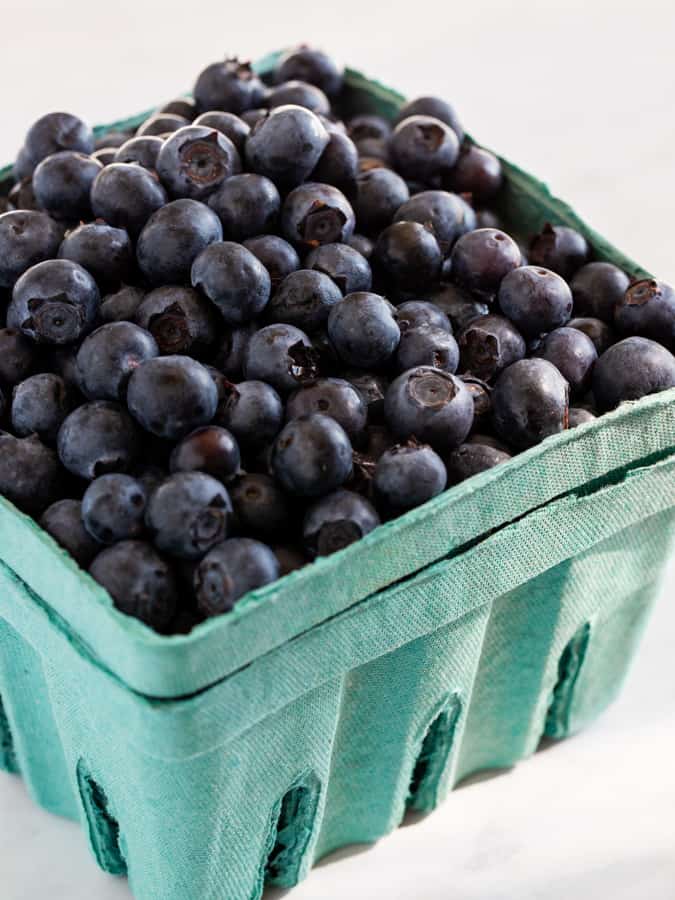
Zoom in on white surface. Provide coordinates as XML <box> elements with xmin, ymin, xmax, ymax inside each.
<box><xmin>1</xmin><ymin>1</ymin><xmax>675</xmax><ymax>897</ymax></box>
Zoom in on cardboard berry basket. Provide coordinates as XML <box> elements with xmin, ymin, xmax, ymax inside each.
<box><xmin>1</xmin><ymin>53</ymin><xmax>675</xmax><ymax>900</ymax></box>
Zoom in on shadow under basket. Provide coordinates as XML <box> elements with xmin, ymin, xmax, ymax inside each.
<box><xmin>1</xmin><ymin>53</ymin><xmax>674</xmax><ymax>900</ymax></box>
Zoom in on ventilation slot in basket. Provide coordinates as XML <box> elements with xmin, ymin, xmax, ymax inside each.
<box><xmin>261</xmin><ymin>773</ymin><xmax>321</xmax><ymax>891</ymax></box>
<box><xmin>407</xmin><ymin>693</ymin><xmax>462</xmax><ymax>813</ymax></box>
<box><xmin>76</xmin><ymin>760</ymin><xmax>127</xmax><ymax>876</ymax></box>
<box><xmin>545</xmin><ymin>622</ymin><xmax>591</xmax><ymax>739</ymax></box>
<box><xmin>0</xmin><ymin>690</ymin><xmax>18</xmax><ymax>774</ymax></box>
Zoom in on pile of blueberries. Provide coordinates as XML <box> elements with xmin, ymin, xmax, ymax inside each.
<box><xmin>1</xmin><ymin>46</ymin><xmax>674</xmax><ymax>634</ymax></box>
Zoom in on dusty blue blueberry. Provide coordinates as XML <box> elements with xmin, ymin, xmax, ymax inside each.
<box><xmin>81</xmin><ymin>473</ymin><xmax>147</xmax><ymax>544</ymax></box>
<box><xmin>271</xmin><ymin>413</ymin><xmax>353</xmax><ymax>497</ymax></box>
<box><xmin>267</xmin><ymin>269</ymin><xmax>343</xmax><ymax>333</ymax></box>
<box><xmin>303</xmin><ymin>488</ymin><xmax>379</xmax><ymax>558</ymax></box>
<box><xmin>592</xmin><ymin>336</ymin><xmax>675</xmax><ymax>411</ymax></box>
<box><xmin>328</xmin><ymin>292</ymin><xmax>400</xmax><ymax>369</ymax></box>
<box><xmin>137</xmin><ymin>199</ymin><xmax>223</xmax><ymax>285</ymax></box>
<box><xmin>191</xmin><ymin>241</ymin><xmax>271</xmax><ymax>325</ymax></box>
<box><xmin>194</xmin><ymin>537</ymin><xmax>279</xmax><ymax>617</ymax></box>
<box><xmin>156</xmin><ymin>125</ymin><xmax>241</xmax><ymax>200</ymax></box>
<box><xmin>374</xmin><ymin>441</ymin><xmax>447</xmax><ymax>511</ymax></box>
<box><xmin>492</xmin><ymin>358</ymin><xmax>569</xmax><ymax>449</ymax></box>
<box><xmin>76</xmin><ymin>322</ymin><xmax>159</xmax><ymax>401</ymax></box>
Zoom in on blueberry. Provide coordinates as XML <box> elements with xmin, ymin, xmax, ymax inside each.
<box><xmin>99</xmin><ymin>285</ymin><xmax>146</xmax><ymax>323</ymax></box>
<box><xmin>207</xmin><ymin>173</ymin><xmax>280</xmax><ymax>240</ymax></box>
<box><xmin>23</xmin><ymin>112</ymin><xmax>94</xmax><ymax>167</ymax></box>
<box><xmin>8</xmin><ymin>259</ymin><xmax>100</xmax><ymax>344</ymax></box>
<box><xmin>592</xmin><ymin>336</ymin><xmax>675</xmax><ymax>411</ymax></box>
<box><xmin>395</xmin><ymin>325</ymin><xmax>459</xmax><ymax>374</ymax></box>
<box><xmin>90</xmin><ymin>147</ymin><xmax>116</xmax><ymax>164</ymax></box>
<box><xmin>443</xmin><ymin>143</ymin><xmax>502</xmax><ymax>203</ymax></box>
<box><xmin>394</xmin><ymin>96</ymin><xmax>464</xmax><ymax>141</ymax></box>
<box><xmin>459</xmin><ymin>375</ymin><xmax>493</xmax><ymax>429</ymax></box>
<box><xmin>570</xmin><ymin>261</ymin><xmax>629</xmax><ymax>322</ymax></box>
<box><xmin>211</xmin><ymin>322</ymin><xmax>256</xmax><ymax>379</ymax></box>
<box><xmin>193</xmin><ymin>111</ymin><xmax>250</xmax><ymax>153</ymax></box>
<box><xmin>568</xmin><ymin>407</ymin><xmax>596</xmax><ymax>428</ymax></box>
<box><xmin>0</xmin><ymin>327</ymin><xmax>38</xmax><ymax>384</ymax></box>
<box><xmin>348</xmin><ymin>233</ymin><xmax>375</xmax><ymax>259</ymax></box>
<box><xmin>0</xmin><ymin>432</ymin><xmax>62</xmax><ymax>514</ymax></box>
<box><xmin>145</xmin><ymin>471</ymin><xmax>232</xmax><ymax>560</ymax></box>
<box><xmin>244</xmin><ymin>323</ymin><xmax>320</xmax><ymax>393</ymax></box>
<box><xmin>458</xmin><ymin>314</ymin><xmax>526</xmax><ymax>381</ymax></box>
<box><xmin>194</xmin><ymin>537</ymin><xmax>279</xmax><ymax>617</ymax></box>
<box><xmin>267</xmin><ymin>269</ymin><xmax>342</xmax><ymax>333</ymax></box>
<box><xmin>114</xmin><ymin>135</ymin><xmax>164</xmax><ymax>170</ymax></box>
<box><xmin>566</xmin><ymin>316</ymin><xmax>615</xmax><ymax>355</ymax></box>
<box><xmin>76</xmin><ymin>322</ymin><xmax>158</xmax><ymax>400</ymax></box>
<box><xmin>242</xmin><ymin>235</ymin><xmax>300</xmax><ymax>288</ymax></box>
<box><xmin>305</xmin><ymin>243</ymin><xmax>372</xmax><ymax>294</ymax></box>
<box><xmin>303</xmin><ymin>489</ymin><xmax>379</xmax><ymax>558</ymax></box>
<box><xmin>57</xmin><ymin>401</ymin><xmax>139</xmax><ymax>479</ymax></box>
<box><xmin>215</xmin><ymin>379</ymin><xmax>284</xmax><ymax>451</ymax></box>
<box><xmin>529</xmin><ymin>223</ymin><xmax>590</xmax><ymax>280</ymax></box>
<box><xmin>311</xmin><ymin>132</ymin><xmax>359</xmax><ymax>194</ymax></box>
<box><xmin>328</xmin><ymin>292</ymin><xmax>400</xmax><ymax>369</ymax></box>
<box><xmin>445</xmin><ymin>440</ymin><xmax>511</xmax><ymax>485</ymax></box>
<box><xmin>492</xmin><ymin>358</ymin><xmax>569</xmax><ymax>449</ymax></box>
<box><xmin>193</xmin><ymin>58</ymin><xmax>266</xmax><ymax>114</ymax></box>
<box><xmin>40</xmin><ymin>499</ymin><xmax>99</xmax><ymax>567</ymax></box>
<box><xmin>384</xmin><ymin>367</ymin><xmax>473</xmax><ymax>451</ymax></box>
<box><xmin>81</xmin><ymin>473</ymin><xmax>147</xmax><ymax>544</ymax></box>
<box><xmin>373</xmin><ymin>440</ymin><xmax>447</xmax><ymax>512</ymax></box>
<box><xmin>273</xmin><ymin>543</ymin><xmax>307</xmax><ymax>575</ymax></box>
<box><xmin>90</xmin><ymin>163</ymin><xmax>167</xmax><ymax>237</ymax></box>
<box><xmin>245</xmin><ymin>106</ymin><xmax>329</xmax><ymax>190</ymax></box>
<box><xmin>158</xmin><ymin>98</ymin><xmax>197</xmax><ymax>121</ymax></box>
<box><xmin>137</xmin><ymin>199</ymin><xmax>223</xmax><ymax>285</ymax></box>
<box><xmin>286</xmin><ymin>377</ymin><xmax>367</xmax><ymax>440</ymax></box>
<box><xmin>343</xmin><ymin>370</ymin><xmax>389</xmax><ymax>423</ymax></box>
<box><xmin>372</xmin><ymin>221</ymin><xmax>442</xmax><ymax>294</ymax></box>
<box><xmin>191</xmin><ymin>241</ymin><xmax>271</xmax><ymax>325</ymax></box>
<box><xmin>135</xmin><ymin>286</ymin><xmax>217</xmax><ymax>356</ymax></box>
<box><xmin>33</xmin><ymin>151</ymin><xmax>102</xmax><ymax>220</ymax></box>
<box><xmin>268</xmin><ymin>80</ymin><xmax>331</xmax><ymax>115</ymax></box>
<box><xmin>430</xmin><ymin>283</ymin><xmax>490</xmax><ymax>331</ymax></box>
<box><xmin>0</xmin><ymin>210</ymin><xmax>64</xmax><ymax>288</ymax></box>
<box><xmin>451</xmin><ymin>228</ymin><xmax>521</xmax><ymax>299</ymax></box>
<box><xmin>230</xmin><ymin>473</ymin><xmax>292</xmax><ymax>540</ymax></box>
<box><xmin>348</xmin><ymin>114</ymin><xmax>392</xmax><ymax>143</ymax></box>
<box><xmin>271</xmin><ymin>412</ymin><xmax>352</xmax><ymax>496</ymax></box>
<box><xmin>169</xmin><ymin>426</ymin><xmax>240</xmax><ymax>482</ymax></box>
<box><xmin>396</xmin><ymin>300</ymin><xmax>451</xmax><ymax>333</ymax></box>
<box><xmin>136</xmin><ymin>113</ymin><xmax>189</xmax><ymax>137</ymax></box>
<box><xmin>389</xmin><ymin>115</ymin><xmax>460</xmax><ymax>181</ymax></box>
<box><xmin>353</xmin><ymin>167</ymin><xmax>409</xmax><ymax>234</ymax></box>
<box><xmin>127</xmin><ymin>356</ymin><xmax>218</xmax><ymax>440</ymax></box>
<box><xmin>58</xmin><ymin>221</ymin><xmax>133</xmax><ymax>290</ymax></box>
<box><xmin>11</xmin><ymin>373</ymin><xmax>73</xmax><ymax>441</ymax></box>
<box><xmin>534</xmin><ymin>326</ymin><xmax>598</xmax><ymax>395</ymax></box>
<box><xmin>156</xmin><ymin>126</ymin><xmax>241</xmax><ymax>200</ymax></box>
<box><xmin>274</xmin><ymin>46</ymin><xmax>344</xmax><ymax>98</ymax></box>
<box><xmin>393</xmin><ymin>190</ymin><xmax>476</xmax><ymax>253</ymax></box>
<box><xmin>614</xmin><ymin>279</ymin><xmax>675</xmax><ymax>350</ymax></box>
<box><xmin>89</xmin><ymin>540</ymin><xmax>177</xmax><ymax>630</ymax></box>
<box><xmin>240</xmin><ymin>108</ymin><xmax>268</xmax><ymax>129</ymax></box>
<box><xmin>94</xmin><ymin>131</ymin><xmax>132</xmax><ymax>150</ymax></box>
<box><xmin>281</xmin><ymin>182</ymin><xmax>355</xmax><ymax>249</ymax></box>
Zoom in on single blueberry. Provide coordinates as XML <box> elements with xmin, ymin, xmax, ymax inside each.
<box><xmin>245</xmin><ymin>105</ymin><xmax>329</xmax><ymax>190</ymax></box>
<box><xmin>305</xmin><ymin>243</ymin><xmax>372</xmax><ymax>294</ymax></box>
<box><xmin>372</xmin><ymin>220</ymin><xmax>442</xmax><ymax>295</ymax></box>
<box><xmin>353</xmin><ymin>167</ymin><xmax>409</xmax><ymax>235</ymax></box>
<box><xmin>394</xmin><ymin>96</ymin><xmax>464</xmax><ymax>141</ymax></box>
<box><xmin>242</xmin><ymin>234</ymin><xmax>300</xmax><ymax>288</ymax></box>
<box><xmin>137</xmin><ymin>199</ymin><xmax>223</xmax><ymax>285</ymax></box>
<box><xmin>458</xmin><ymin>314</ymin><xmax>526</xmax><ymax>381</ymax></box>
<box><xmin>274</xmin><ymin>46</ymin><xmax>344</xmax><ymax>98</ymax></box>
<box><xmin>58</xmin><ymin>221</ymin><xmax>133</xmax><ymax>290</ymax></box>
<box><xmin>266</xmin><ymin>269</ymin><xmax>343</xmax><ymax>333</ymax></box>
<box><xmin>33</xmin><ymin>151</ymin><xmax>102</xmax><ymax>220</ymax></box>
<box><xmin>534</xmin><ymin>326</ymin><xmax>598</xmax><ymax>395</ymax></box>
<box><xmin>327</xmin><ymin>292</ymin><xmax>400</xmax><ymax>369</ymax></box>
<box><xmin>281</xmin><ymin>182</ymin><xmax>355</xmax><ymax>249</ymax></box>
<box><xmin>191</xmin><ymin>241</ymin><xmax>271</xmax><ymax>325</ymax></box>
<box><xmin>11</xmin><ymin>372</ymin><xmax>73</xmax><ymax>442</ymax></box>
<box><xmin>90</xmin><ymin>163</ymin><xmax>167</xmax><ymax>236</ymax></box>
<box><xmin>271</xmin><ymin>413</ymin><xmax>353</xmax><ymax>496</ymax></box>
<box><xmin>23</xmin><ymin>112</ymin><xmax>94</xmax><ymax>167</ymax></box>
<box><xmin>76</xmin><ymin>322</ymin><xmax>158</xmax><ymax>400</ymax></box>
<box><xmin>57</xmin><ymin>401</ymin><xmax>140</xmax><ymax>479</ymax></box>
<box><xmin>451</xmin><ymin>228</ymin><xmax>521</xmax><ymax>299</ymax></box>
<box><xmin>193</xmin><ymin>58</ymin><xmax>266</xmax><ymax>114</ymax></box>
<box><xmin>230</xmin><ymin>473</ymin><xmax>293</xmax><ymax>541</ymax></box>
<box><xmin>286</xmin><ymin>377</ymin><xmax>367</xmax><ymax>440</ymax></box>
<box><xmin>135</xmin><ymin>286</ymin><xmax>217</xmax><ymax>356</ymax></box>
<box><xmin>570</xmin><ymin>261</ymin><xmax>630</xmax><ymax>322</ymax></box>
<box><xmin>208</xmin><ymin>173</ymin><xmax>280</xmax><ymax>241</ymax></box>
<box><xmin>194</xmin><ymin>537</ymin><xmax>279</xmax><ymax>617</ymax></box>
<box><xmin>193</xmin><ymin>111</ymin><xmax>250</xmax><ymax>153</ymax></box>
<box><xmin>81</xmin><ymin>473</ymin><xmax>147</xmax><ymax>544</ymax></box>
<box><xmin>156</xmin><ymin>125</ymin><xmax>241</xmax><ymax>200</ymax></box>
<box><xmin>393</xmin><ymin>190</ymin><xmax>476</xmax><ymax>253</ymax></box>
<box><xmin>443</xmin><ymin>143</ymin><xmax>502</xmax><ymax>203</ymax></box>
<box><xmin>215</xmin><ymin>379</ymin><xmax>284</xmax><ymax>452</ymax></box>
<box><xmin>40</xmin><ymin>499</ymin><xmax>100</xmax><ymax>567</ymax></box>
<box><xmin>445</xmin><ymin>440</ymin><xmax>511</xmax><ymax>485</ymax></box>
<box><xmin>396</xmin><ymin>300</ymin><xmax>451</xmax><ymax>334</ymax></box>
<box><xmin>114</xmin><ymin>135</ymin><xmax>164</xmax><ymax>170</ymax></box>
<box><xmin>169</xmin><ymin>426</ymin><xmax>240</xmax><ymax>482</ymax></box>
<box><xmin>615</xmin><ymin>279</ymin><xmax>675</xmax><ymax>351</ymax></box>
<box><xmin>303</xmin><ymin>488</ymin><xmax>379</xmax><ymax>558</ymax></box>
<box><xmin>529</xmin><ymin>223</ymin><xmax>590</xmax><ymax>280</ymax></box>
<box><xmin>498</xmin><ymin>265</ymin><xmax>573</xmax><ymax>337</ymax></box>
<box><xmin>592</xmin><ymin>336</ymin><xmax>675</xmax><ymax>411</ymax></box>
<box><xmin>492</xmin><ymin>358</ymin><xmax>569</xmax><ymax>449</ymax></box>
<box><xmin>244</xmin><ymin>323</ymin><xmax>320</xmax><ymax>394</ymax></box>
<box><xmin>389</xmin><ymin>115</ymin><xmax>460</xmax><ymax>181</ymax></box>
<box><xmin>567</xmin><ymin>316</ymin><xmax>616</xmax><ymax>355</ymax></box>
<box><xmin>374</xmin><ymin>440</ymin><xmax>447</xmax><ymax>512</ymax></box>
<box><xmin>0</xmin><ymin>210</ymin><xmax>64</xmax><ymax>288</ymax></box>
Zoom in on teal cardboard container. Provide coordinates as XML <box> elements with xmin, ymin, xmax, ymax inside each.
<box><xmin>1</xmin><ymin>55</ymin><xmax>674</xmax><ymax>900</ymax></box>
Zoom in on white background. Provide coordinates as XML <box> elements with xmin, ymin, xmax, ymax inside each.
<box><xmin>1</xmin><ymin>1</ymin><xmax>675</xmax><ymax>897</ymax></box>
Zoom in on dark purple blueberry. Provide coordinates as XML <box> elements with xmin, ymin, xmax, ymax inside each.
<box><xmin>445</xmin><ymin>440</ymin><xmax>511</xmax><ymax>485</ymax></box>
<box><xmin>170</xmin><ymin>426</ymin><xmax>240</xmax><ymax>482</ymax></box>
<box><xmin>311</xmin><ymin>132</ymin><xmax>359</xmax><ymax>194</ymax></box>
<box><xmin>396</xmin><ymin>300</ymin><xmax>451</xmax><ymax>334</ymax></box>
<box><xmin>570</xmin><ymin>261</ymin><xmax>630</xmax><ymax>322</ymax></box>
<box><xmin>89</xmin><ymin>540</ymin><xmax>177</xmax><ymax>630</ymax></box>
<box><xmin>458</xmin><ymin>314</ymin><xmax>526</xmax><ymax>381</ymax></box>
<box><xmin>0</xmin><ymin>328</ymin><xmax>38</xmax><ymax>384</ymax></box>
<box><xmin>146</xmin><ymin>471</ymin><xmax>233</xmax><ymax>559</ymax></box>
<box><xmin>281</xmin><ymin>182</ymin><xmax>355</xmax><ymax>249</ymax></box>
<box><xmin>384</xmin><ymin>367</ymin><xmax>473</xmax><ymax>451</ymax></box>
<box><xmin>567</xmin><ymin>316</ymin><xmax>615</xmax><ymax>355</ymax></box>
<box><xmin>393</xmin><ymin>190</ymin><xmax>476</xmax><ymax>253</ymax></box>
<box><xmin>58</xmin><ymin>222</ymin><xmax>133</xmax><ymax>290</ymax></box>
<box><xmin>348</xmin><ymin>233</ymin><xmax>374</xmax><ymax>259</ymax></box>
<box><xmin>343</xmin><ymin>370</ymin><xmax>389</xmax><ymax>423</ymax></box>
<box><xmin>242</xmin><ymin>235</ymin><xmax>300</xmax><ymax>288</ymax></box>
<box><xmin>207</xmin><ymin>173</ymin><xmax>280</xmax><ymax>240</ymax></box>
<box><xmin>0</xmin><ymin>433</ymin><xmax>62</xmax><ymax>514</ymax></box>
<box><xmin>394</xmin><ymin>96</ymin><xmax>463</xmax><ymax>141</ymax></box>
<box><xmin>127</xmin><ymin>356</ymin><xmax>218</xmax><ymax>440</ymax></box>
<box><xmin>305</xmin><ymin>242</ymin><xmax>372</xmax><ymax>294</ymax></box>
<box><xmin>99</xmin><ymin>285</ymin><xmax>146</xmax><ymax>323</ymax></box>
<box><xmin>90</xmin><ymin>163</ymin><xmax>167</xmax><ymax>237</ymax></box>
<box><xmin>353</xmin><ymin>168</ymin><xmax>409</xmax><ymax>235</ymax></box>
<box><xmin>94</xmin><ymin>131</ymin><xmax>132</xmax><ymax>150</ymax></box>
<box><xmin>614</xmin><ymin>279</ymin><xmax>675</xmax><ymax>350</ymax></box>
<box><xmin>374</xmin><ymin>439</ymin><xmax>447</xmax><ymax>513</ymax></box>
<box><xmin>193</xmin><ymin>111</ymin><xmax>250</xmax><ymax>152</ymax></box>
<box><xmin>156</xmin><ymin>126</ymin><xmax>241</xmax><ymax>200</ymax></box>
<box><xmin>348</xmin><ymin>114</ymin><xmax>391</xmax><ymax>143</ymax></box>
<box><xmin>191</xmin><ymin>241</ymin><xmax>271</xmax><ymax>325</ymax></box>
<box><xmin>0</xmin><ymin>210</ymin><xmax>64</xmax><ymax>288</ymax></box>
<box><xmin>271</xmin><ymin>413</ymin><xmax>352</xmax><ymax>497</ymax></box>
<box><xmin>211</xmin><ymin>323</ymin><xmax>256</xmax><ymax>379</ymax></box>
<box><xmin>286</xmin><ymin>377</ymin><xmax>367</xmax><ymax>440</ymax></box>
<box><xmin>215</xmin><ymin>379</ymin><xmax>284</xmax><ymax>451</ymax></box>
<box><xmin>11</xmin><ymin>373</ymin><xmax>73</xmax><ymax>441</ymax></box>
<box><xmin>430</xmin><ymin>283</ymin><xmax>490</xmax><ymax>331</ymax></box>
<box><xmin>33</xmin><ymin>151</ymin><xmax>102</xmax><ymax>220</ymax></box>
<box><xmin>328</xmin><ymin>292</ymin><xmax>400</xmax><ymax>369</ymax></box>
<box><xmin>390</xmin><ymin>115</ymin><xmax>460</xmax><ymax>181</ymax></box>
<box><xmin>395</xmin><ymin>325</ymin><xmax>459</xmax><ymax>373</ymax></box>
<box><xmin>303</xmin><ymin>488</ymin><xmax>379</xmax><ymax>557</ymax></box>
<box><xmin>8</xmin><ymin>259</ymin><xmax>100</xmax><ymax>344</ymax></box>
<box><xmin>492</xmin><ymin>359</ymin><xmax>569</xmax><ymax>449</ymax></box>
<box><xmin>568</xmin><ymin>407</ymin><xmax>596</xmax><ymax>428</ymax></box>
<box><xmin>137</xmin><ymin>199</ymin><xmax>223</xmax><ymax>285</ymax></box>
<box><xmin>40</xmin><ymin>499</ymin><xmax>99</xmax><ymax>567</ymax></box>
<box><xmin>443</xmin><ymin>144</ymin><xmax>502</xmax><ymax>203</ymax></box>
<box><xmin>136</xmin><ymin>113</ymin><xmax>189</xmax><ymax>137</ymax></box>
<box><xmin>244</xmin><ymin>323</ymin><xmax>319</xmax><ymax>394</ymax></box>
<box><xmin>23</xmin><ymin>112</ymin><xmax>94</xmax><ymax>167</ymax></box>
<box><xmin>529</xmin><ymin>223</ymin><xmax>590</xmax><ymax>280</ymax></box>
<box><xmin>534</xmin><ymin>326</ymin><xmax>598</xmax><ymax>395</ymax></box>
<box><xmin>114</xmin><ymin>136</ymin><xmax>164</xmax><ymax>170</ymax></box>
<box><xmin>268</xmin><ymin>80</ymin><xmax>331</xmax><ymax>115</ymax></box>
<box><xmin>267</xmin><ymin>269</ymin><xmax>342</xmax><ymax>333</ymax></box>
<box><xmin>498</xmin><ymin>265</ymin><xmax>573</xmax><ymax>337</ymax></box>
<box><xmin>76</xmin><ymin>322</ymin><xmax>158</xmax><ymax>400</ymax></box>
<box><xmin>275</xmin><ymin>46</ymin><xmax>343</xmax><ymax>98</ymax></box>
<box><xmin>194</xmin><ymin>537</ymin><xmax>279</xmax><ymax>617</ymax></box>
<box><xmin>57</xmin><ymin>401</ymin><xmax>139</xmax><ymax>479</ymax></box>
<box><xmin>451</xmin><ymin>228</ymin><xmax>521</xmax><ymax>299</ymax></box>
<box><xmin>460</xmin><ymin>375</ymin><xmax>493</xmax><ymax>429</ymax></box>
<box><xmin>81</xmin><ymin>473</ymin><xmax>147</xmax><ymax>544</ymax></box>
<box><xmin>158</xmin><ymin>98</ymin><xmax>197</xmax><ymax>121</ymax></box>
<box><xmin>245</xmin><ymin>105</ymin><xmax>329</xmax><ymax>190</ymax></box>
<box><xmin>135</xmin><ymin>286</ymin><xmax>217</xmax><ymax>356</ymax></box>
<box><xmin>592</xmin><ymin>336</ymin><xmax>675</xmax><ymax>411</ymax></box>
<box><xmin>373</xmin><ymin>220</ymin><xmax>442</xmax><ymax>295</ymax></box>
<box><xmin>193</xmin><ymin>58</ymin><xmax>266</xmax><ymax>114</ymax></box>
<box><xmin>230</xmin><ymin>473</ymin><xmax>292</xmax><ymax>540</ymax></box>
